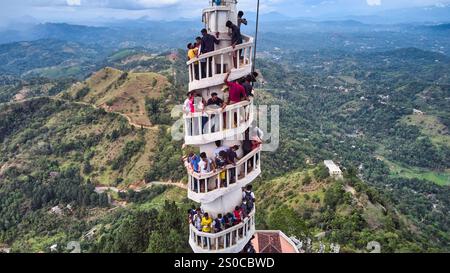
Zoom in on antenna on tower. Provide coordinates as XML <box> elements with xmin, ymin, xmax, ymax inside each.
<box><xmin>252</xmin><ymin>0</ymin><xmax>260</xmax><ymax>74</ymax></box>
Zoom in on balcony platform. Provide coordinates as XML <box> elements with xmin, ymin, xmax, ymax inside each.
<box><xmin>189</xmin><ymin>208</ymin><xmax>256</xmax><ymax>253</ymax></box>
<box><xmin>187</xmin><ymin>147</ymin><xmax>261</xmax><ymax>204</ymax></box>
<box><xmin>184</xmin><ymin>100</ymin><xmax>254</xmax><ymax>146</ymax></box>
<box><xmin>188</xmin><ymin>66</ymin><xmax>251</xmax><ymax>92</ymax></box>
<box><xmin>187</xmin><ymin>35</ymin><xmax>254</xmax><ymax>92</ymax></box>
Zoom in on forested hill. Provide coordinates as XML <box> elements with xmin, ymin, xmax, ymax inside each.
<box><xmin>255</xmin><ymin>47</ymin><xmax>449</xmax><ymax>251</ymax></box>
<box><xmin>0</xmin><ymin>45</ymin><xmax>192</xmax><ymax>252</ymax></box>
<box><xmin>0</xmin><ymin>98</ymin><xmax>156</xmax><ymax>186</ymax></box>
<box><xmin>0</xmin><ymin>98</ymin><xmax>191</xmax><ymax>252</ymax></box>
<box><xmin>255</xmin><ymin>166</ymin><xmax>447</xmax><ymax>252</ymax></box>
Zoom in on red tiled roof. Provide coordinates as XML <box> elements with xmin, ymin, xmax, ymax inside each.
<box><xmin>257</xmin><ymin>232</ymin><xmax>283</xmax><ymax>253</ymax></box>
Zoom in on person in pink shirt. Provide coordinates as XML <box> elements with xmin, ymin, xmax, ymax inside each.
<box><xmin>183</xmin><ymin>92</ymin><xmax>196</xmax><ymax>135</ymax></box>
<box><xmin>183</xmin><ymin>92</ymin><xmax>195</xmax><ymax>114</ymax></box>
<box><xmin>224</xmin><ymin>71</ymin><xmax>248</xmax><ymax>105</ymax></box>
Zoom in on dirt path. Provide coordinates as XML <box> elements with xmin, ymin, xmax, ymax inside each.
<box><xmin>4</xmin><ymin>97</ymin><xmax>158</xmax><ymax>130</ymax></box>
<box><xmin>95</xmin><ymin>181</ymin><xmax>186</xmax><ymax>194</ymax></box>
<box><xmin>149</xmin><ymin>181</ymin><xmax>187</xmax><ymax>190</ymax></box>
<box><xmin>114</xmin><ymin>111</ymin><xmax>157</xmax><ymax>130</ymax></box>
<box><xmin>64</xmin><ymin>100</ymin><xmax>158</xmax><ymax>130</ymax></box>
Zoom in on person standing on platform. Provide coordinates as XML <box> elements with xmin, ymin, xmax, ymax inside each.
<box><xmin>200</xmin><ymin>29</ymin><xmax>220</xmax><ymax>78</ymax></box>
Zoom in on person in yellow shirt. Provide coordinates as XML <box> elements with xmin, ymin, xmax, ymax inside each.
<box><xmin>201</xmin><ymin>212</ymin><xmax>212</xmax><ymax>233</ymax></box>
<box><xmin>201</xmin><ymin>212</ymin><xmax>213</xmax><ymax>248</ymax></box>
<box><xmin>187</xmin><ymin>43</ymin><xmax>199</xmax><ymax>80</ymax></box>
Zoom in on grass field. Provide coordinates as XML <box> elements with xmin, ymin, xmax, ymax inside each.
<box><xmin>339</xmin><ymin>75</ymin><xmax>361</xmax><ymax>85</ymax></box>
<box><xmin>138</xmin><ymin>186</ymin><xmax>187</xmax><ymax>210</ymax></box>
<box><xmin>401</xmin><ymin>114</ymin><xmax>449</xmax><ymax>148</ymax></box>
<box><xmin>108</xmin><ymin>49</ymin><xmax>138</xmax><ymax>62</ymax></box>
<box><xmin>386</xmin><ymin>158</ymin><xmax>450</xmax><ymax>186</ymax></box>
<box><xmin>255</xmin><ymin>169</ymin><xmax>328</xmax><ymax>214</ymax></box>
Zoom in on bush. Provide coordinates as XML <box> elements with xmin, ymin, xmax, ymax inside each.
<box><xmin>303</xmin><ymin>174</ymin><xmax>312</xmax><ymax>185</ymax></box>
<box><xmin>74</xmin><ymin>87</ymin><xmax>90</xmax><ymax>100</ymax></box>
<box><xmin>111</xmin><ymin>140</ymin><xmax>144</xmax><ymax>171</ymax></box>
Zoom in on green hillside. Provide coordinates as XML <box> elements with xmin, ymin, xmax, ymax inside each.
<box><xmin>0</xmin><ymin>97</ymin><xmax>156</xmax><ymax>186</ymax></box>
<box><xmin>255</xmin><ymin>166</ymin><xmax>444</xmax><ymax>252</ymax></box>
<box><xmin>0</xmin><ymin>97</ymin><xmax>191</xmax><ymax>252</ymax></box>
<box><xmin>63</xmin><ymin>67</ymin><xmax>170</xmax><ymax>127</ymax></box>
<box><xmin>254</xmin><ymin>47</ymin><xmax>449</xmax><ymax>252</ymax></box>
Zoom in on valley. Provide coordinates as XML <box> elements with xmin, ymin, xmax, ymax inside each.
<box><xmin>0</xmin><ymin>17</ymin><xmax>448</xmax><ymax>253</ymax></box>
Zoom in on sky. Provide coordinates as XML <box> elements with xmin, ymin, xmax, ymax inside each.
<box><xmin>1</xmin><ymin>0</ymin><xmax>449</xmax><ymax>26</ymax></box>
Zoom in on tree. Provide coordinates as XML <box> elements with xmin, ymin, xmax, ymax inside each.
<box><xmin>83</xmin><ymin>161</ymin><xmax>93</xmax><ymax>174</ymax></box>
<box><xmin>267</xmin><ymin>207</ymin><xmax>309</xmax><ymax>239</ymax></box>
<box><xmin>303</xmin><ymin>174</ymin><xmax>312</xmax><ymax>185</ymax></box>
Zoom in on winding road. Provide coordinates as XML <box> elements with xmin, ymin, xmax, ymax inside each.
<box><xmin>95</xmin><ymin>181</ymin><xmax>186</xmax><ymax>194</ymax></box>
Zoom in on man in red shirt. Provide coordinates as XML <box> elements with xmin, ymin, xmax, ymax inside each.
<box><xmin>224</xmin><ymin>71</ymin><xmax>248</xmax><ymax>105</ymax></box>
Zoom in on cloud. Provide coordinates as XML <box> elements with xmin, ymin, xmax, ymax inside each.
<box><xmin>366</xmin><ymin>0</ymin><xmax>381</xmax><ymax>6</ymax></box>
<box><xmin>97</xmin><ymin>0</ymin><xmax>182</xmax><ymax>10</ymax></box>
<box><xmin>66</xmin><ymin>0</ymin><xmax>81</xmax><ymax>6</ymax></box>
<box><xmin>1</xmin><ymin>0</ymin><xmax>450</xmax><ymax>26</ymax></box>
<box><xmin>29</xmin><ymin>0</ymin><xmax>182</xmax><ymax>9</ymax></box>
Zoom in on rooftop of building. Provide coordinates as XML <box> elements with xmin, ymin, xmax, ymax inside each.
<box><xmin>324</xmin><ymin>160</ymin><xmax>342</xmax><ymax>173</ymax></box>
<box><xmin>252</xmin><ymin>230</ymin><xmax>299</xmax><ymax>253</ymax></box>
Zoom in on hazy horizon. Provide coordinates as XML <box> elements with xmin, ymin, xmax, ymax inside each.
<box><xmin>1</xmin><ymin>0</ymin><xmax>450</xmax><ymax>27</ymax></box>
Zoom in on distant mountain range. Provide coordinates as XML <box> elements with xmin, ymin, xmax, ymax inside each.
<box><xmin>0</xmin><ymin>21</ymin><xmax>200</xmax><ymax>49</ymax></box>
<box><xmin>1</xmin><ymin>17</ymin><xmax>449</xmax><ymax>47</ymax></box>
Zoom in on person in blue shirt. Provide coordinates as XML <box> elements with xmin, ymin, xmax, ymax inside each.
<box><xmin>189</xmin><ymin>153</ymin><xmax>201</xmax><ymax>173</ymax></box>
<box><xmin>188</xmin><ymin>153</ymin><xmax>201</xmax><ymax>192</ymax></box>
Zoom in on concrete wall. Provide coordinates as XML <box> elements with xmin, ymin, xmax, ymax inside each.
<box><xmin>201</xmin><ymin>187</ymin><xmax>243</xmax><ymax>218</ymax></box>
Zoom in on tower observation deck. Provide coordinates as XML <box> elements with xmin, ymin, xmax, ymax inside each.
<box><xmin>183</xmin><ymin>0</ymin><xmax>298</xmax><ymax>254</ymax></box>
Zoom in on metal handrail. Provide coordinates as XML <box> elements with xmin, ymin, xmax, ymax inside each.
<box><xmin>190</xmin><ymin>206</ymin><xmax>255</xmax><ymax>239</ymax></box>
<box><xmin>183</xmin><ymin>99</ymin><xmax>250</xmax><ymax>118</ymax></box>
<box><xmin>186</xmin><ymin>146</ymin><xmax>261</xmax><ymax>180</ymax></box>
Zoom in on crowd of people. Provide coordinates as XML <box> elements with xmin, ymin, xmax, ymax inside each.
<box><xmin>184</xmin><ymin>9</ymin><xmax>259</xmax><ymax>137</ymax></box>
<box><xmin>183</xmin><ymin>70</ymin><xmax>259</xmax><ymax>135</ymax></box>
<box><xmin>188</xmin><ymin>185</ymin><xmax>256</xmax><ymax>236</ymax></box>
<box><xmin>183</xmin><ymin>69</ymin><xmax>258</xmax><ymax>112</ymax></box>
<box><xmin>185</xmin><ymin>137</ymin><xmax>261</xmax><ymax>193</ymax></box>
<box><xmin>187</xmin><ymin>9</ymin><xmax>248</xmax><ymax>79</ymax></box>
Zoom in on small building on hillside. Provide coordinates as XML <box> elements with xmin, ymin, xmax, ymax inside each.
<box><xmin>413</xmin><ymin>109</ymin><xmax>424</xmax><ymax>115</ymax></box>
<box><xmin>50</xmin><ymin>206</ymin><xmax>63</xmax><ymax>215</ymax></box>
<box><xmin>324</xmin><ymin>160</ymin><xmax>343</xmax><ymax>179</ymax></box>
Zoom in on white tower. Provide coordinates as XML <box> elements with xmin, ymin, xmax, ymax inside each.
<box><xmin>184</xmin><ymin>0</ymin><xmax>260</xmax><ymax>253</ymax></box>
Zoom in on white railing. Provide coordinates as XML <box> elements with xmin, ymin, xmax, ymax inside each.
<box><xmin>187</xmin><ymin>146</ymin><xmax>261</xmax><ymax>199</ymax></box>
<box><xmin>184</xmin><ymin>100</ymin><xmax>254</xmax><ymax>145</ymax></box>
<box><xmin>208</xmin><ymin>0</ymin><xmax>237</xmax><ymax>6</ymax></box>
<box><xmin>187</xmin><ymin>35</ymin><xmax>253</xmax><ymax>91</ymax></box>
<box><xmin>189</xmin><ymin>207</ymin><xmax>256</xmax><ymax>253</ymax></box>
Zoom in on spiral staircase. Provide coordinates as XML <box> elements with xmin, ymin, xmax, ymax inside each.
<box><xmin>183</xmin><ymin>0</ymin><xmax>300</xmax><ymax>254</ymax></box>
<box><xmin>183</xmin><ymin>0</ymin><xmax>259</xmax><ymax>253</ymax></box>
